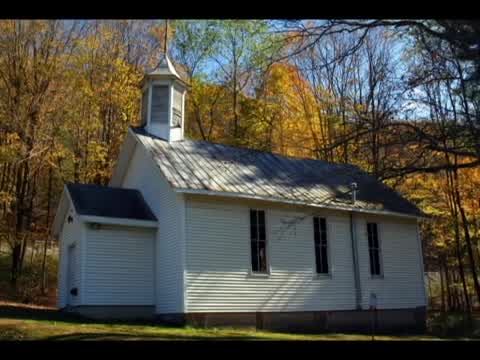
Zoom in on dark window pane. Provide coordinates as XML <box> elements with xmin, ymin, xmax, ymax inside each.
<box><xmin>313</xmin><ymin>217</ymin><xmax>320</xmax><ymax>244</ymax></box>
<box><xmin>250</xmin><ymin>210</ymin><xmax>257</xmax><ymax>226</ymax></box>
<box><xmin>373</xmin><ymin>250</ymin><xmax>381</xmax><ymax>275</ymax></box>
<box><xmin>314</xmin><ymin>217</ymin><xmax>328</xmax><ymax>274</ymax></box>
<box><xmin>320</xmin><ymin>246</ymin><xmax>328</xmax><ymax>273</ymax></box>
<box><xmin>321</xmin><ymin>231</ymin><xmax>327</xmax><ymax>245</ymax></box>
<box><xmin>258</xmin><ymin>224</ymin><xmax>266</xmax><ymax>241</ymax></box>
<box><xmin>250</xmin><ymin>209</ymin><xmax>267</xmax><ymax>273</ymax></box>
<box><xmin>250</xmin><ymin>225</ymin><xmax>257</xmax><ymax>241</ymax></box>
<box><xmin>367</xmin><ymin>223</ymin><xmax>381</xmax><ymax>275</ymax></box>
<box><xmin>259</xmin><ymin>242</ymin><xmax>267</xmax><ymax>272</ymax></box>
<box><xmin>258</xmin><ymin>211</ymin><xmax>265</xmax><ymax>226</ymax></box>
<box><xmin>251</xmin><ymin>242</ymin><xmax>258</xmax><ymax>272</ymax></box>
<box><xmin>369</xmin><ymin>250</ymin><xmax>375</xmax><ymax>274</ymax></box>
<box><xmin>367</xmin><ymin>223</ymin><xmax>373</xmax><ymax>248</ymax></box>
<box><xmin>315</xmin><ymin>246</ymin><xmax>321</xmax><ymax>273</ymax></box>
<box><xmin>320</xmin><ymin>218</ymin><xmax>326</xmax><ymax>232</ymax></box>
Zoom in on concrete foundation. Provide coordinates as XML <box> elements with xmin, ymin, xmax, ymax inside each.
<box><xmin>66</xmin><ymin>305</ymin><xmax>155</xmax><ymax>320</ymax></box>
<box><xmin>181</xmin><ymin>307</ymin><xmax>427</xmax><ymax>334</ymax></box>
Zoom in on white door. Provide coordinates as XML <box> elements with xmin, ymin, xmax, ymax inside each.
<box><xmin>67</xmin><ymin>244</ymin><xmax>76</xmax><ymax>306</ymax></box>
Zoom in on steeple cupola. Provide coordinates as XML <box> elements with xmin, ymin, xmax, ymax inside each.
<box><xmin>140</xmin><ymin>54</ymin><xmax>187</xmax><ymax>142</ymax></box>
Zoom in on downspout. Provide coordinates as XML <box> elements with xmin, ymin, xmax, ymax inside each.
<box><xmin>349</xmin><ymin>182</ymin><xmax>362</xmax><ymax>310</ymax></box>
<box><xmin>416</xmin><ymin>220</ymin><xmax>428</xmax><ymax>309</ymax></box>
<box><xmin>350</xmin><ymin>212</ymin><xmax>362</xmax><ymax>310</ymax></box>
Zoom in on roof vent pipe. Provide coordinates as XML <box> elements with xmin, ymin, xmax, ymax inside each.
<box><xmin>350</xmin><ymin>182</ymin><xmax>358</xmax><ymax>204</ymax></box>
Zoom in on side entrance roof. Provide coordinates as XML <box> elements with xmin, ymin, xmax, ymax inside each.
<box><xmin>52</xmin><ymin>183</ymin><xmax>157</xmax><ymax>237</ymax></box>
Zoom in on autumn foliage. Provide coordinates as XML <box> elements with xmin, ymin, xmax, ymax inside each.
<box><xmin>0</xmin><ymin>20</ymin><xmax>479</xmax><ymax>314</ymax></box>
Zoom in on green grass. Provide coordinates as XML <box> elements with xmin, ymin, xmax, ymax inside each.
<box><xmin>0</xmin><ymin>317</ymin><xmax>450</xmax><ymax>341</ymax></box>
<box><xmin>0</xmin><ymin>302</ymin><xmax>473</xmax><ymax>341</ymax></box>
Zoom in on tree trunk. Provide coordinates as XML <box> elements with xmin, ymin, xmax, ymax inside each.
<box><xmin>451</xmin><ymin>197</ymin><xmax>472</xmax><ymax>316</ymax></box>
<box><xmin>41</xmin><ymin>167</ymin><xmax>53</xmax><ymax>295</ymax></box>
<box><xmin>453</xmin><ymin>177</ymin><xmax>480</xmax><ymax>305</ymax></box>
<box><xmin>439</xmin><ymin>259</ymin><xmax>446</xmax><ymax>313</ymax></box>
<box><xmin>444</xmin><ymin>261</ymin><xmax>453</xmax><ymax>311</ymax></box>
<box><xmin>11</xmin><ymin>242</ymin><xmax>22</xmax><ymax>287</ymax></box>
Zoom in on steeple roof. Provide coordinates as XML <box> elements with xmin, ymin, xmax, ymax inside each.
<box><xmin>146</xmin><ymin>53</ymin><xmax>181</xmax><ymax>79</ymax></box>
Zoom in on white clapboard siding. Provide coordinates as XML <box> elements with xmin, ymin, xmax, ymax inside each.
<box><xmin>58</xmin><ymin>205</ymin><xmax>83</xmax><ymax>308</ymax></box>
<box><xmin>122</xmin><ymin>142</ymin><xmax>185</xmax><ymax>313</ymax></box>
<box><xmin>185</xmin><ymin>197</ymin><xmax>426</xmax><ymax>313</ymax></box>
<box><xmin>83</xmin><ymin>225</ymin><xmax>155</xmax><ymax>305</ymax></box>
<box><xmin>355</xmin><ymin>215</ymin><xmax>426</xmax><ymax>309</ymax></box>
<box><xmin>185</xmin><ymin>198</ymin><xmax>357</xmax><ymax>313</ymax></box>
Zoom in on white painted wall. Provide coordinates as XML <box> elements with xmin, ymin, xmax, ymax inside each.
<box><xmin>57</xmin><ymin>204</ymin><xmax>84</xmax><ymax>308</ymax></box>
<box><xmin>83</xmin><ymin>225</ymin><xmax>155</xmax><ymax>305</ymax></box>
<box><xmin>184</xmin><ymin>196</ymin><xmax>426</xmax><ymax>313</ymax></box>
<box><xmin>355</xmin><ymin>215</ymin><xmax>426</xmax><ymax>309</ymax></box>
<box><xmin>122</xmin><ymin>141</ymin><xmax>185</xmax><ymax>314</ymax></box>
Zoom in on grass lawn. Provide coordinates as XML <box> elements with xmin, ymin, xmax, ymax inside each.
<box><xmin>1</xmin><ymin>302</ymin><xmax>476</xmax><ymax>341</ymax></box>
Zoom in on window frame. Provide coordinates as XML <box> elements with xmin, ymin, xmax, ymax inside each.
<box><xmin>172</xmin><ymin>85</ymin><xmax>183</xmax><ymax>128</ymax></box>
<box><xmin>367</xmin><ymin>222</ymin><xmax>383</xmax><ymax>278</ymax></box>
<box><xmin>141</xmin><ymin>87</ymin><xmax>150</xmax><ymax>125</ymax></box>
<box><xmin>249</xmin><ymin>209</ymin><xmax>270</xmax><ymax>276</ymax></box>
<box><xmin>150</xmin><ymin>84</ymin><xmax>170</xmax><ymax>125</ymax></box>
<box><xmin>312</xmin><ymin>216</ymin><xmax>331</xmax><ymax>278</ymax></box>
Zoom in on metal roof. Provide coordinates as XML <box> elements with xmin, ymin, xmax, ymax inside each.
<box><xmin>145</xmin><ymin>54</ymin><xmax>182</xmax><ymax>79</ymax></box>
<box><xmin>66</xmin><ymin>183</ymin><xmax>157</xmax><ymax>221</ymax></box>
<box><xmin>131</xmin><ymin>127</ymin><xmax>423</xmax><ymax>218</ymax></box>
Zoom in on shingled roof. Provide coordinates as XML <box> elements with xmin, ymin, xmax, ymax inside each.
<box><xmin>131</xmin><ymin>127</ymin><xmax>423</xmax><ymax>218</ymax></box>
<box><xmin>66</xmin><ymin>183</ymin><xmax>157</xmax><ymax>221</ymax></box>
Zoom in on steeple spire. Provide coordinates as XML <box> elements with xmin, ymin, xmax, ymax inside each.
<box><xmin>164</xmin><ymin>19</ymin><xmax>169</xmax><ymax>55</ymax></box>
<box><xmin>140</xmin><ymin>35</ymin><xmax>187</xmax><ymax>142</ymax></box>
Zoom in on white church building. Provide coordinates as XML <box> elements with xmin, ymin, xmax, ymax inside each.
<box><xmin>52</xmin><ymin>54</ymin><xmax>427</xmax><ymax>332</ymax></box>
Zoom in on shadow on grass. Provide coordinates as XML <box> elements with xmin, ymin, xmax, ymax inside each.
<box><xmin>0</xmin><ymin>304</ymin><xmax>159</xmax><ymax>327</ymax></box>
<box><xmin>0</xmin><ymin>304</ymin><xmax>269</xmax><ymax>341</ymax></box>
<box><xmin>0</xmin><ymin>305</ymin><xmax>90</xmax><ymax>323</ymax></box>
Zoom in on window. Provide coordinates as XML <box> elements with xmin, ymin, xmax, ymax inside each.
<box><xmin>313</xmin><ymin>217</ymin><xmax>328</xmax><ymax>274</ymax></box>
<box><xmin>172</xmin><ymin>85</ymin><xmax>183</xmax><ymax>127</ymax></box>
<box><xmin>250</xmin><ymin>209</ymin><xmax>267</xmax><ymax>273</ymax></box>
<box><xmin>367</xmin><ymin>223</ymin><xmax>382</xmax><ymax>276</ymax></box>
<box><xmin>141</xmin><ymin>89</ymin><xmax>149</xmax><ymax>125</ymax></box>
<box><xmin>151</xmin><ymin>85</ymin><xmax>169</xmax><ymax>124</ymax></box>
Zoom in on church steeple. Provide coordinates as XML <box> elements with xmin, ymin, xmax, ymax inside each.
<box><xmin>140</xmin><ymin>53</ymin><xmax>187</xmax><ymax>142</ymax></box>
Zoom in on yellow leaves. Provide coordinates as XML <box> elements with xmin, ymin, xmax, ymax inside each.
<box><xmin>0</xmin><ymin>132</ymin><xmax>23</xmax><ymax>163</ymax></box>
<box><xmin>0</xmin><ymin>191</ymin><xmax>15</xmax><ymax>211</ymax></box>
<box><xmin>46</xmin><ymin>144</ymin><xmax>70</xmax><ymax>168</ymax></box>
<box><xmin>84</xmin><ymin>142</ymin><xmax>110</xmax><ymax>184</ymax></box>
